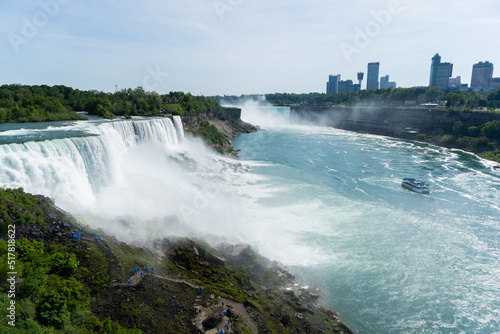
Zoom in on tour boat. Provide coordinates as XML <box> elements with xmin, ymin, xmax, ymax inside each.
<box><xmin>401</xmin><ymin>178</ymin><xmax>430</xmax><ymax>194</ymax></box>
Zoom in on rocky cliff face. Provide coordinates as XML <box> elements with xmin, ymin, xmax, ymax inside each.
<box><xmin>291</xmin><ymin>105</ymin><xmax>500</xmax><ymax>140</ymax></box>
<box><xmin>181</xmin><ymin>109</ymin><xmax>257</xmax><ymax>155</ymax></box>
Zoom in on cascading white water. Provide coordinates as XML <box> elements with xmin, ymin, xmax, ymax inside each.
<box><xmin>0</xmin><ymin>117</ymin><xmax>266</xmax><ymax>246</ymax></box>
<box><xmin>173</xmin><ymin>115</ymin><xmax>185</xmax><ymax>141</ymax></box>
<box><xmin>0</xmin><ymin>118</ymin><xmax>182</xmax><ymax>216</ymax></box>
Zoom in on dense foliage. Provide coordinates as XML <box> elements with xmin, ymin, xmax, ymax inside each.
<box><xmin>0</xmin><ymin>188</ymin><xmax>52</xmax><ymax>234</ymax></box>
<box><xmin>0</xmin><ymin>189</ymin><xmax>141</xmax><ymax>333</ymax></box>
<box><xmin>424</xmin><ymin>119</ymin><xmax>500</xmax><ymax>162</ymax></box>
<box><xmin>265</xmin><ymin>87</ymin><xmax>500</xmax><ymax>110</ymax></box>
<box><xmin>0</xmin><ymin>84</ymin><xmax>222</xmax><ymax>122</ymax></box>
<box><xmin>0</xmin><ymin>85</ymin><xmax>87</xmax><ymax>122</ymax></box>
<box><xmin>197</xmin><ymin>119</ymin><xmax>227</xmax><ymax>146</ymax></box>
<box><xmin>0</xmin><ymin>239</ymin><xmax>139</xmax><ymax>333</ymax></box>
<box><xmin>163</xmin><ymin>92</ymin><xmax>222</xmax><ymax>116</ymax></box>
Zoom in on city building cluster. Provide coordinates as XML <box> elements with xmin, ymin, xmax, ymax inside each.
<box><xmin>327</xmin><ymin>61</ymin><xmax>396</xmax><ymax>94</ymax></box>
<box><xmin>327</xmin><ymin>53</ymin><xmax>500</xmax><ymax>94</ymax></box>
<box><xmin>427</xmin><ymin>54</ymin><xmax>500</xmax><ymax>91</ymax></box>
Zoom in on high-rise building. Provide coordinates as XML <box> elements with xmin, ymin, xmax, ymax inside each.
<box><xmin>326</xmin><ymin>74</ymin><xmax>340</xmax><ymax>94</ymax></box>
<box><xmin>357</xmin><ymin>72</ymin><xmax>364</xmax><ymax>88</ymax></box>
<box><xmin>326</xmin><ymin>74</ymin><xmax>361</xmax><ymax>94</ymax></box>
<box><xmin>351</xmin><ymin>83</ymin><xmax>361</xmax><ymax>93</ymax></box>
<box><xmin>491</xmin><ymin>78</ymin><xmax>500</xmax><ymax>89</ymax></box>
<box><xmin>367</xmin><ymin>62</ymin><xmax>380</xmax><ymax>90</ymax></box>
<box><xmin>448</xmin><ymin>76</ymin><xmax>462</xmax><ymax>87</ymax></box>
<box><xmin>338</xmin><ymin>80</ymin><xmax>360</xmax><ymax>94</ymax></box>
<box><xmin>429</xmin><ymin>53</ymin><xmax>441</xmax><ymax>87</ymax></box>
<box><xmin>429</xmin><ymin>53</ymin><xmax>453</xmax><ymax>88</ymax></box>
<box><xmin>471</xmin><ymin>61</ymin><xmax>494</xmax><ymax>88</ymax></box>
<box><xmin>338</xmin><ymin>80</ymin><xmax>352</xmax><ymax>94</ymax></box>
<box><xmin>380</xmin><ymin>75</ymin><xmax>396</xmax><ymax>89</ymax></box>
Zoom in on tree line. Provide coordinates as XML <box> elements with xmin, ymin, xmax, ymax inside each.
<box><xmin>265</xmin><ymin>87</ymin><xmax>500</xmax><ymax>110</ymax></box>
<box><xmin>418</xmin><ymin>119</ymin><xmax>500</xmax><ymax>162</ymax></box>
<box><xmin>0</xmin><ymin>84</ymin><xmax>223</xmax><ymax>123</ymax></box>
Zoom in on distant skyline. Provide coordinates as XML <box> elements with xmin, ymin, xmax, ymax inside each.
<box><xmin>1</xmin><ymin>0</ymin><xmax>499</xmax><ymax>95</ymax></box>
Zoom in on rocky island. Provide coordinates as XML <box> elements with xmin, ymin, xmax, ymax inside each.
<box><xmin>181</xmin><ymin>107</ymin><xmax>258</xmax><ymax>156</ymax></box>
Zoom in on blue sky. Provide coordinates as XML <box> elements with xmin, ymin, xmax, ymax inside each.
<box><xmin>1</xmin><ymin>0</ymin><xmax>499</xmax><ymax>95</ymax></box>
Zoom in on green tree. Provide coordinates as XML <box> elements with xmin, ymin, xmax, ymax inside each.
<box><xmin>481</xmin><ymin>120</ymin><xmax>500</xmax><ymax>139</ymax></box>
<box><xmin>452</xmin><ymin>121</ymin><xmax>468</xmax><ymax>136</ymax></box>
<box><xmin>467</xmin><ymin>126</ymin><xmax>481</xmax><ymax>137</ymax></box>
<box><xmin>36</xmin><ymin>292</ymin><xmax>70</xmax><ymax>328</ymax></box>
<box><xmin>438</xmin><ymin>134</ymin><xmax>456</xmax><ymax>145</ymax></box>
<box><xmin>487</xmin><ymin>101</ymin><xmax>497</xmax><ymax>110</ymax></box>
<box><xmin>17</xmin><ymin>238</ymin><xmax>44</xmax><ymax>258</ymax></box>
<box><xmin>50</xmin><ymin>252</ymin><xmax>79</xmax><ymax>275</ymax></box>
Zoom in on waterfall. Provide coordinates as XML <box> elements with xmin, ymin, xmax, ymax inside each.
<box><xmin>0</xmin><ymin>116</ymin><xmax>258</xmax><ymax>244</ymax></box>
<box><xmin>91</xmin><ymin>117</ymin><xmax>179</xmax><ymax>146</ymax></box>
<box><xmin>0</xmin><ymin>118</ymin><xmax>182</xmax><ymax>211</ymax></box>
<box><xmin>0</xmin><ymin>116</ymin><xmax>281</xmax><ymax>256</ymax></box>
<box><xmin>173</xmin><ymin>115</ymin><xmax>185</xmax><ymax>142</ymax></box>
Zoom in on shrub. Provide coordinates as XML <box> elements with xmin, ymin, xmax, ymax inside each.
<box><xmin>17</xmin><ymin>238</ymin><xmax>44</xmax><ymax>259</ymax></box>
<box><xmin>438</xmin><ymin>134</ymin><xmax>455</xmax><ymax>145</ymax></box>
<box><xmin>50</xmin><ymin>252</ymin><xmax>79</xmax><ymax>274</ymax></box>
<box><xmin>198</xmin><ymin>120</ymin><xmax>227</xmax><ymax>145</ymax></box>
<box><xmin>481</xmin><ymin>120</ymin><xmax>500</xmax><ymax>139</ymax></box>
<box><xmin>36</xmin><ymin>292</ymin><xmax>70</xmax><ymax>328</ymax></box>
<box><xmin>468</xmin><ymin>126</ymin><xmax>481</xmax><ymax>137</ymax></box>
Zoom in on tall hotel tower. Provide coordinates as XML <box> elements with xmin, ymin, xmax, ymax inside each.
<box><xmin>429</xmin><ymin>53</ymin><xmax>453</xmax><ymax>88</ymax></box>
<box><xmin>471</xmin><ymin>61</ymin><xmax>494</xmax><ymax>88</ymax></box>
<box><xmin>367</xmin><ymin>62</ymin><xmax>380</xmax><ymax>90</ymax></box>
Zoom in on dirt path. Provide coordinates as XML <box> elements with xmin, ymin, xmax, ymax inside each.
<box><xmin>83</xmin><ymin>235</ymin><xmax>258</xmax><ymax>333</ymax></box>
<box><xmin>194</xmin><ymin>298</ymin><xmax>258</xmax><ymax>334</ymax></box>
<box><xmin>221</xmin><ymin>298</ymin><xmax>258</xmax><ymax>334</ymax></box>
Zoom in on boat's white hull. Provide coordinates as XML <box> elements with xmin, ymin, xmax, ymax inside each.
<box><xmin>402</xmin><ymin>182</ymin><xmax>430</xmax><ymax>194</ymax></box>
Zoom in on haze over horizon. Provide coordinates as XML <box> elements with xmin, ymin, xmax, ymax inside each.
<box><xmin>1</xmin><ymin>0</ymin><xmax>499</xmax><ymax>95</ymax></box>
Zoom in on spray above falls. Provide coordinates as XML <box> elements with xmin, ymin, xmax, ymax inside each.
<box><xmin>0</xmin><ymin>114</ymin><xmax>336</xmax><ymax>266</ymax></box>
<box><xmin>0</xmin><ymin>117</ymin><xmax>265</xmax><ymax>249</ymax></box>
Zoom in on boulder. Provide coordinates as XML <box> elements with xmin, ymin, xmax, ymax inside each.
<box><xmin>201</xmin><ymin>307</ymin><xmax>223</xmax><ymax>330</ymax></box>
<box><xmin>280</xmin><ymin>314</ymin><xmax>291</xmax><ymax>326</ymax></box>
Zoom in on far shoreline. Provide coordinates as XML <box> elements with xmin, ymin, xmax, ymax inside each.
<box><xmin>289</xmin><ymin>104</ymin><xmax>500</xmax><ymax>164</ymax></box>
